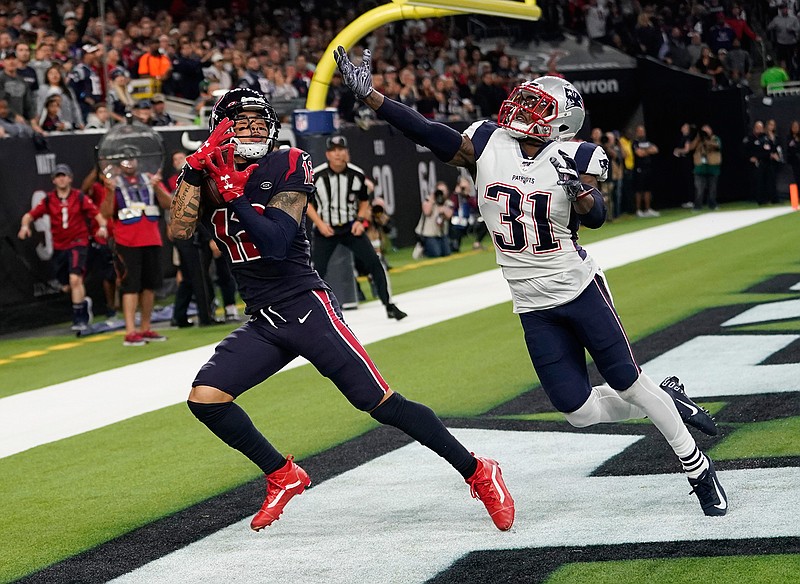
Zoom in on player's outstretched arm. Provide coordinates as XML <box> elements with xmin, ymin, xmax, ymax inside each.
<box><xmin>168</xmin><ymin>180</ymin><xmax>202</xmax><ymax>240</ymax></box>
<box><xmin>334</xmin><ymin>46</ymin><xmax>475</xmax><ymax>171</ymax></box>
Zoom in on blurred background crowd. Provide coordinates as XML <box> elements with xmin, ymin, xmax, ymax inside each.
<box><xmin>0</xmin><ymin>0</ymin><xmax>798</xmax><ymax>136</ymax></box>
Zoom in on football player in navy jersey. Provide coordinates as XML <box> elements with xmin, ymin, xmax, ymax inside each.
<box><xmin>167</xmin><ymin>88</ymin><xmax>515</xmax><ymax>532</ymax></box>
<box><xmin>335</xmin><ymin>47</ymin><xmax>728</xmax><ymax>517</ymax></box>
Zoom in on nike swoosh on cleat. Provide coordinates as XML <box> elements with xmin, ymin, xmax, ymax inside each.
<box><xmin>712</xmin><ymin>479</ymin><xmax>727</xmax><ymax>510</ymax></box>
<box><xmin>298</xmin><ymin>310</ymin><xmax>312</xmax><ymax>324</ymax></box>
<box><xmin>681</xmin><ymin>400</ymin><xmax>699</xmax><ymax>417</ymax></box>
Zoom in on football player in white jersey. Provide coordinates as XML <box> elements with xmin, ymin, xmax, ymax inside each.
<box><xmin>335</xmin><ymin>47</ymin><xmax>728</xmax><ymax>517</ymax></box>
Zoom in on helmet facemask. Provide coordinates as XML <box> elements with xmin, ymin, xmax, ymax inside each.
<box><xmin>210</xmin><ymin>90</ymin><xmax>281</xmax><ymax>160</ymax></box>
<box><xmin>498</xmin><ymin>86</ymin><xmax>558</xmax><ymax>141</ymax></box>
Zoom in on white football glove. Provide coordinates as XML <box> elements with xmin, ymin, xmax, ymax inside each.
<box><xmin>549</xmin><ymin>149</ymin><xmax>584</xmax><ymax>202</ymax></box>
<box><xmin>333</xmin><ymin>46</ymin><xmax>374</xmax><ymax>100</ymax></box>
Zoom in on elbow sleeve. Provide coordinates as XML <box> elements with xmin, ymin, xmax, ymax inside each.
<box><xmin>376</xmin><ymin>98</ymin><xmax>462</xmax><ymax>163</ymax></box>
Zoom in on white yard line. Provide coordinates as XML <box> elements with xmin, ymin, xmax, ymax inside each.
<box><xmin>0</xmin><ymin>207</ymin><xmax>792</xmax><ymax>459</ymax></box>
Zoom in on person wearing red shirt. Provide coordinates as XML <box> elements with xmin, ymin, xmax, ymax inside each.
<box><xmin>100</xmin><ymin>148</ymin><xmax>172</xmax><ymax>346</ymax></box>
<box><xmin>18</xmin><ymin>163</ymin><xmax>108</xmax><ymax>331</ymax></box>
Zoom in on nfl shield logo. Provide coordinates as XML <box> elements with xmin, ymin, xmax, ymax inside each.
<box><xmin>295</xmin><ymin>114</ymin><xmax>308</xmax><ymax>132</ymax></box>
<box><xmin>564</xmin><ymin>86</ymin><xmax>583</xmax><ymax>110</ymax></box>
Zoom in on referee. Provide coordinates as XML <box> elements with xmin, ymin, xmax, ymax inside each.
<box><xmin>308</xmin><ymin>135</ymin><xmax>407</xmax><ymax>320</ymax></box>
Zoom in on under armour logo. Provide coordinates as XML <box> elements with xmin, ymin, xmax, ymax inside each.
<box><xmin>220</xmin><ymin>174</ymin><xmax>234</xmax><ymax>189</ymax></box>
<box><xmin>198</xmin><ymin>139</ymin><xmax>211</xmax><ymax>153</ymax></box>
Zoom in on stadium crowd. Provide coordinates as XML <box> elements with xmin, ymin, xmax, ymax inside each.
<box><xmin>0</xmin><ymin>0</ymin><xmax>797</xmax><ymax>136</ymax></box>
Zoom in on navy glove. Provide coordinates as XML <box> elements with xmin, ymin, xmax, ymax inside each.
<box><xmin>333</xmin><ymin>46</ymin><xmax>374</xmax><ymax>100</ymax></box>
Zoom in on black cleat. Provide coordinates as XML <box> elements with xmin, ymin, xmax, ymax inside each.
<box><xmin>688</xmin><ymin>456</ymin><xmax>728</xmax><ymax>516</ymax></box>
<box><xmin>660</xmin><ymin>376</ymin><xmax>718</xmax><ymax>436</ymax></box>
<box><xmin>386</xmin><ymin>303</ymin><xmax>407</xmax><ymax>321</ymax></box>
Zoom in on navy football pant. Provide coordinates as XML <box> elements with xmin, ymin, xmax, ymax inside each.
<box><xmin>519</xmin><ymin>273</ymin><xmax>640</xmax><ymax>413</ymax></box>
<box><xmin>194</xmin><ymin>289</ymin><xmax>389</xmax><ymax>410</ymax></box>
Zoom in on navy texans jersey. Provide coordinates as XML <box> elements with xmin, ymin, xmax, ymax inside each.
<box><xmin>200</xmin><ymin>147</ymin><xmax>328</xmax><ymax>313</ymax></box>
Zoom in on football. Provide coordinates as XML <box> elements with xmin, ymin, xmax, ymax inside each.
<box><xmin>200</xmin><ymin>174</ymin><xmax>225</xmax><ymax>208</ymax></box>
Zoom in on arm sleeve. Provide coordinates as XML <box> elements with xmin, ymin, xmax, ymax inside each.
<box><xmin>375</xmin><ymin>97</ymin><xmax>463</xmax><ymax>163</ymax></box>
<box><xmin>228</xmin><ymin>197</ymin><xmax>299</xmax><ymax>260</ymax></box>
<box><xmin>576</xmin><ymin>188</ymin><xmax>606</xmax><ymax>229</ymax></box>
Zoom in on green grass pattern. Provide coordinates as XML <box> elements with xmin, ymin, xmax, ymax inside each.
<box><xmin>1</xmin><ymin>209</ymin><xmax>799</xmax><ymax>581</ymax></box>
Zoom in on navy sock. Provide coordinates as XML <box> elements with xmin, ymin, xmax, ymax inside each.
<box><xmin>370</xmin><ymin>393</ymin><xmax>477</xmax><ymax>479</ymax></box>
<box><xmin>187</xmin><ymin>401</ymin><xmax>285</xmax><ymax>475</ymax></box>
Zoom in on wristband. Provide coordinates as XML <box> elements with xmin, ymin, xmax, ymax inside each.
<box><xmin>180</xmin><ymin>165</ymin><xmax>203</xmax><ymax>187</ymax></box>
<box><xmin>357</xmin><ymin>217</ymin><xmax>370</xmax><ymax>228</ymax></box>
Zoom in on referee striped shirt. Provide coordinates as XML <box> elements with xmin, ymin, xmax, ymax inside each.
<box><xmin>312</xmin><ymin>162</ymin><xmax>368</xmax><ymax>227</ymax></box>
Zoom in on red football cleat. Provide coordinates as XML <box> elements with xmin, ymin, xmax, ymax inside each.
<box><xmin>250</xmin><ymin>456</ymin><xmax>311</xmax><ymax>531</ymax></box>
<box><xmin>465</xmin><ymin>455</ymin><xmax>515</xmax><ymax>531</ymax></box>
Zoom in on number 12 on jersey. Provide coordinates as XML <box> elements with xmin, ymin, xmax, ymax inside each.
<box><xmin>484</xmin><ymin>184</ymin><xmax>560</xmax><ymax>254</ymax></box>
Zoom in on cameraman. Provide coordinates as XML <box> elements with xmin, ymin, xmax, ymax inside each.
<box><xmin>689</xmin><ymin>124</ymin><xmax>722</xmax><ymax>210</ymax></box>
<box><xmin>448</xmin><ymin>176</ymin><xmax>476</xmax><ymax>252</ymax></box>
<box><xmin>415</xmin><ymin>181</ymin><xmax>453</xmax><ymax>258</ymax></box>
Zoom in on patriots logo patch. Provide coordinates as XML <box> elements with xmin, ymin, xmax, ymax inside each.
<box><xmin>564</xmin><ymin>86</ymin><xmax>583</xmax><ymax>110</ymax></box>
<box><xmin>599</xmin><ymin>158</ymin><xmax>609</xmax><ymax>174</ymax></box>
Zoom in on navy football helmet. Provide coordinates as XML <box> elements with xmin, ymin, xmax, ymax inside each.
<box><xmin>209</xmin><ymin>87</ymin><xmax>280</xmax><ymax>160</ymax></box>
<box><xmin>497</xmin><ymin>76</ymin><xmax>585</xmax><ymax>142</ymax></box>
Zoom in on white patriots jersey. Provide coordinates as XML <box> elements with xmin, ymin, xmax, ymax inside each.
<box><xmin>464</xmin><ymin>120</ymin><xmax>609</xmax><ymax>312</ymax></box>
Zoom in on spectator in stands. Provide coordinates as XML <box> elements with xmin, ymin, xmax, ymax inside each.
<box><xmin>84</xmin><ymin>102</ymin><xmax>112</xmax><ymax>130</ymax></box>
<box><xmin>170</xmin><ymin>42</ymin><xmax>204</xmax><ymax>100</ymax></box>
<box><xmin>36</xmin><ymin>65</ymin><xmax>84</xmax><ymax>129</ymax></box>
<box><xmin>14</xmin><ymin>41</ymin><xmax>38</xmax><ymax>92</ymax></box>
<box><xmin>238</xmin><ymin>54</ymin><xmax>270</xmax><ymax>95</ymax></box>
<box><xmin>708</xmin><ymin>12</ymin><xmax>737</xmax><ymax>54</ymax></box>
<box><xmin>416</xmin><ymin>181</ymin><xmax>454</xmax><ymax>258</ymax></box>
<box><xmin>633</xmin><ymin>124</ymin><xmax>661</xmax><ymax>217</ymax></box>
<box><xmin>272</xmin><ymin>68</ymin><xmax>299</xmax><ymax>102</ymax></box>
<box><xmin>68</xmin><ymin>44</ymin><xmax>103</xmax><ymax>121</ymax></box>
<box><xmin>635</xmin><ymin>11</ymin><xmax>662</xmax><ymax>58</ymax></box>
<box><xmin>150</xmin><ymin>93</ymin><xmax>176</xmax><ymax>126</ymax></box>
<box><xmin>663</xmin><ymin>27</ymin><xmax>693</xmax><ymax>69</ymax></box>
<box><xmin>205</xmin><ymin>53</ymin><xmax>232</xmax><ymax>90</ymax></box>
<box><xmin>131</xmin><ymin>99</ymin><xmax>153</xmax><ymax>126</ymax></box>
<box><xmin>29</xmin><ymin>42</ymin><xmax>55</xmax><ymax>87</ymax></box>
<box><xmin>726</xmin><ymin>4</ymin><xmax>761</xmax><ymax>53</ymax></box>
<box><xmin>760</xmin><ymin>55</ymin><xmax>790</xmax><ymax>93</ymax></box>
<box><xmin>726</xmin><ymin>37</ymin><xmax>753</xmax><ymax>87</ymax></box>
<box><xmin>107</xmin><ymin>67</ymin><xmax>134</xmax><ymax>123</ymax></box>
<box><xmin>694</xmin><ymin>44</ymin><xmax>728</xmax><ymax>89</ymax></box>
<box><xmin>473</xmin><ymin>71</ymin><xmax>506</xmax><ymax>119</ymax></box>
<box><xmin>0</xmin><ymin>50</ymin><xmax>43</xmax><ymax>134</ymax></box>
<box><xmin>0</xmin><ymin>97</ymin><xmax>33</xmax><ymax>137</ymax></box>
<box><xmin>138</xmin><ymin>37</ymin><xmax>172</xmax><ymax>88</ymax></box>
<box><xmin>585</xmin><ymin>0</ymin><xmax>609</xmax><ymax>45</ymax></box>
<box><xmin>38</xmin><ymin>94</ymin><xmax>71</xmax><ymax>132</ymax></box>
<box><xmin>767</xmin><ymin>3</ymin><xmax>800</xmax><ymax>68</ymax></box>
<box><xmin>18</xmin><ymin>163</ymin><xmax>108</xmax><ymax>331</ymax></box>
<box><xmin>100</xmin><ymin>148</ymin><xmax>172</xmax><ymax>346</ymax></box>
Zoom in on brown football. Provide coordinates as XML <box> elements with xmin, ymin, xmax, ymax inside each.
<box><xmin>200</xmin><ymin>174</ymin><xmax>225</xmax><ymax>208</ymax></box>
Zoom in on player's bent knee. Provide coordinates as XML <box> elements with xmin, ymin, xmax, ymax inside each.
<box><xmin>188</xmin><ymin>384</ymin><xmax>234</xmax><ymax>403</ymax></box>
<box><xmin>563</xmin><ymin>396</ymin><xmax>599</xmax><ymax>428</ymax></box>
<box><xmin>603</xmin><ymin>363</ymin><xmax>640</xmax><ymax>391</ymax></box>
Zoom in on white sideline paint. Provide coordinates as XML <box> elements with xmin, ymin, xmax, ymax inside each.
<box><xmin>111</xmin><ymin>428</ymin><xmax>800</xmax><ymax>584</ymax></box>
<box><xmin>0</xmin><ymin>207</ymin><xmax>792</xmax><ymax>459</ymax></box>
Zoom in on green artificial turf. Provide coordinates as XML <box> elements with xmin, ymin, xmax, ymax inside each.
<box><xmin>710</xmin><ymin>417</ymin><xmax>800</xmax><ymax>460</ymax></box>
<box><xmin>1</xmin><ymin>208</ymin><xmax>800</xmax><ymax>580</ymax></box>
<box><xmin>545</xmin><ymin>554</ymin><xmax>800</xmax><ymax>584</ymax></box>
